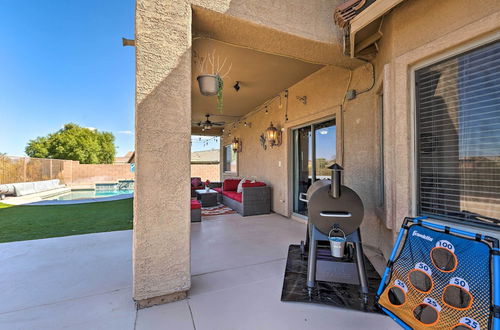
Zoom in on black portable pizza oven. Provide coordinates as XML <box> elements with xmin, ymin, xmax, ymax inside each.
<box><xmin>303</xmin><ymin>164</ymin><xmax>369</xmax><ymax>298</ymax></box>
<box><xmin>307</xmin><ymin>163</ymin><xmax>364</xmax><ymax>237</ymax></box>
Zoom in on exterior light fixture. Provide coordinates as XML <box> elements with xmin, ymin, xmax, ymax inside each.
<box><xmin>266</xmin><ymin>122</ymin><xmax>281</xmax><ymax>147</ymax></box>
<box><xmin>233</xmin><ymin>81</ymin><xmax>240</xmax><ymax>92</ymax></box>
<box><xmin>203</xmin><ymin>122</ymin><xmax>212</xmax><ymax>130</ymax></box>
<box><xmin>232</xmin><ymin>137</ymin><xmax>241</xmax><ymax>152</ymax></box>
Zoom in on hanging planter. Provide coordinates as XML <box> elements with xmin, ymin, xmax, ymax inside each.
<box><xmin>197</xmin><ymin>74</ymin><xmax>219</xmax><ymax>96</ymax></box>
<box><xmin>195</xmin><ymin>50</ymin><xmax>231</xmax><ymax>113</ymax></box>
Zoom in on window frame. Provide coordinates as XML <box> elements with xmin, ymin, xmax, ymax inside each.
<box><xmin>377</xmin><ymin>91</ymin><xmax>385</xmax><ymax>208</ymax></box>
<box><xmin>223</xmin><ymin>144</ymin><xmax>237</xmax><ymax>174</ymax></box>
<box><xmin>412</xmin><ymin>38</ymin><xmax>500</xmax><ymax>230</ymax></box>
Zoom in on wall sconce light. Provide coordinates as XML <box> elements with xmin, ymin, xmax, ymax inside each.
<box><xmin>233</xmin><ymin>81</ymin><xmax>240</xmax><ymax>92</ymax></box>
<box><xmin>232</xmin><ymin>137</ymin><xmax>241</xmax><ymax>152</ymax></box>
<box><xmin>266</xmin><ymin>122</ymin><xmax>282</xmax><ymax>148</ymax></box>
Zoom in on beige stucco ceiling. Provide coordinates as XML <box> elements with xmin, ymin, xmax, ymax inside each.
<box><xmin>192</xmin><ymin>5</ymin><xmax>361</xmax><ymax>68</ymax></box>
<box><xmin>191</xmin><ymin>38</ymin><xmax>323</xmax><ymax>126</ymax></box>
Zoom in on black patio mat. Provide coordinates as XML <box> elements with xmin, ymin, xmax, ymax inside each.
<box><xmin>281</xmin><ymin>244</ymin><xmax>383</xmax><ymax>314</ymax></box>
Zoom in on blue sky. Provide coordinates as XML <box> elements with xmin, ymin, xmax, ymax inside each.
<box><xmin>0</xmin><ymin>1</ymin><xmax>135</xmax><ymax>157</ymax></box>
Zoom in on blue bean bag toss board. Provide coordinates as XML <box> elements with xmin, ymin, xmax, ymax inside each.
<box><xmin>377</xmin><ymin>217</ymin><xmax>500</xmax><ymax>329</ymax></box>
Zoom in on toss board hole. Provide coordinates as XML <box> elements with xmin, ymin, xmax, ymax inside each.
<box><xmin>388</xmin><ymin>286</ymin><xmax>406</xmax><ymax>306</ymax></box>
<box><xmin>452</xmin><ymin>326</ymin><xmax>473</xmax><ymax>330</ymax></box>
<box><xmin>409</xmin><ymin>269</ymin><xmax>433</xmax><ymax>293</ymax></box>
<box><xmin>443</xmin><ymin>285</ymin><xmax>473</xmax><ymax>309</ymax></box>
<box><xmin>431</xmin><ymin>247</ymin><xmax>457</xmax><ymax>272</ymax></box>
<box><xmin>413</xmin><ymin>304</ymin><xmax>439</xmax><ymax>325</ymax></box>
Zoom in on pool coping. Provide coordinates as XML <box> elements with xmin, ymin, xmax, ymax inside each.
<box><xmin>27</xmin><ymin>193</ymin><xmax>134</xmax><ymax>205</ymax></box>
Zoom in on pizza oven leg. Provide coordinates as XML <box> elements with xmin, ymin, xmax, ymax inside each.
<box><xmin>354</xmin><ymin>229</ymin><xmax>369</xmax><ymax>300</ymax></box>
<box><xmin>306</xmin><ymin>223</ymin><xmax>318</xmax><ymax>297</ymax></box>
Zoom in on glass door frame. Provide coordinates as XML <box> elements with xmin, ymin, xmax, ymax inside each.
<box><xmin>290</xmin><ymin>116</ymin><xmax>337</xmax><ymax>218</ymax></box>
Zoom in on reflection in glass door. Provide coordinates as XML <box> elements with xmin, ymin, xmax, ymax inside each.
<box><xmin>293</xmin><ymin>118</ymin><xmax>336</xmax><ymax>216</ymax></box>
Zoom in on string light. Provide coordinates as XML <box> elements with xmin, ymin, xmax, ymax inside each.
<box><xmin>191</xmin><ymin>136</ymin><xmax>219</xmax><ymax>146</ymax></box>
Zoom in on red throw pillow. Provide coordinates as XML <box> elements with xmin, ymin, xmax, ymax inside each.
<box><xmin>191</xmin><ymin>177</ymin><xmax>202</xmax><ymax>187</ymax></box>
<box><xmin>242</xmin><ymin>181</ymin><xmax>266</xmax><ymax>188</ymax></box>
<box><xmin>223</xmin><ymin>179</ymin><xmax>241</xmax><ymax>191</ymax></box>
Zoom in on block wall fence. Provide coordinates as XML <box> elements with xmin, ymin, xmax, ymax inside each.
<box><xmin>0</xmin><ymin>156</ymin><xmax>134</xmax><ymax>186</ymax></box>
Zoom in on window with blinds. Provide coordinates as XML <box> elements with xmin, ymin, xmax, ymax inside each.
<box><xmin>416</xmin><ymin>40</ymin><xmax>500</xmax><ymax>229</ymax></box>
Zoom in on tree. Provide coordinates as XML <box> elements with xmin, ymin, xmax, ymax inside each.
<box><xmin>25</xmin><ymin>123</ymin><xmax>116</xmax><ymax>164</ymax></box>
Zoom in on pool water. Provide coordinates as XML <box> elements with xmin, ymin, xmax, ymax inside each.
<box><xmin>54</xmin><ymin>189</ymin><xmax>134</xmax><ymax>201</ymax></box>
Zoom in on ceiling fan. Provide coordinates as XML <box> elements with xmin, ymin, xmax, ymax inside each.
<box><xmin>194</xmin><ymin>114</ymin><xmax>225</xmax><ymax>131</ymax></box>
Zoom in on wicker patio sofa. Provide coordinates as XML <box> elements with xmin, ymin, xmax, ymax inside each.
<box><xmin>190</xmin><ymin>177</ymin><xmax>205</xmax><ymax>197</ymax></box>
<box><xmin>213</xmin><ymin>179</ymin><xmax>271</xmax><ymax>216</ymax></box>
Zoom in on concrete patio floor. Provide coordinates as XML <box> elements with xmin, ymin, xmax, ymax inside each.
<box><xmin>0</xmin><ymin>213</ymin><xmax>399</xmax><ymax>330</ymax></box>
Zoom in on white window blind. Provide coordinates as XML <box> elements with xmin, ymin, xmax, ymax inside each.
<box><xmin>416</xmin><ymin>40</ymin><xmax>500</xmax><ymax>228</ymax></box>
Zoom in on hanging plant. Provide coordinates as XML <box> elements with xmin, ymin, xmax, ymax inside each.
<box><xmin>217</xmin><ymin>75</ymin><xmax>224</xmax><ymax>113</ymax></box>
<box><xmin>195</xmin><ymin>50</ymin><xmax>232</xmax><ymax>113</ymax></box>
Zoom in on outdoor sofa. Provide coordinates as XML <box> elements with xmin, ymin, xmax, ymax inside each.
<box><xmin>190</xmin><ymin>177</ymin><xmax>223</xmax><ymax>197</ymax></box>
<box><xmin>213</xmin><ymin>178</ymin><xmax>271</xmax><ymax>216</ymax></box>
<box><xmin>0</xmin><ymin>179</ymin><xmax>65</xmax><ymax>197</ymax></box>
<box><xmin>190</xmin><ymin>177</ymin><xmax>205</xmax><ymax>197</ymax></box>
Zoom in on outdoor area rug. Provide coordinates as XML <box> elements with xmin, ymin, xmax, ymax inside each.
<box><xmin>201</xmin><ymin>204</ymin><xmax>236</xmax><ymax>217</ymax></box>
<box><xmin>281</xmin><ymin>244</ymin><xmax>383</xmax><ymax>314</ymax></box>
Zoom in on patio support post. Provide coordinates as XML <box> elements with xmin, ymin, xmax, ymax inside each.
<box><xmin>133</xmin><ymin>0</ymin><xmax>193</xmax><ymax>308</ymax></box>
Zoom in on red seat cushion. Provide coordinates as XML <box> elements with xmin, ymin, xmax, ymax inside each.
<box><xmin>242</xmin><ymin>181</ymin><xmax>266</xmax><ymax>188</ymax></box>
<box><xmin>191</xmin><ymin>199</ymin><xmax>201</xmax><ymax>209</ymax></box>
<box><xmin>223</xmin><ymin>179</ymin><xmax>241</xmax><ymax>191</ymax></box>
<box><xmin>222</xmin><ymin>190</ymin><xmax>242</xmax><ymax>203</ymax></box>
<box><xmin>191</xmin><ymin>177</ymin><xmax>202</xmax><ymax>187</ymax></box>
<box><xmin>213</xmin><ymin>187</ymin><xmax>222</xmax><ymax>193</ymax></box>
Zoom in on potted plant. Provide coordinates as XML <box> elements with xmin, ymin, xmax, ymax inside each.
<box><xmin>205</xmin><ymin>179</ymin><xmax>211</xmax><ymax>191</ymax></box>
<box><xmin>196</xmin><ymin>50</ymin><xmax>232</xmax><ymax>113</ymax></box>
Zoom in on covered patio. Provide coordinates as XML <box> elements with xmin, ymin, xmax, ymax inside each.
<box><xmin>131</xmin><ymin>0</ymin><xmax>500</xmax><ymax>327</ymax></box>
<box><xmin>0</xmin><ymin>213</ymin><xmax>397</xmax><ymax>329</ymax></box>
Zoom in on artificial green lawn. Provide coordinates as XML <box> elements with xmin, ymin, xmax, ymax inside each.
<box><xmin>0</xmin><ymin>198</ymin><xmax>133</xmax><ymax>243</ymax></box>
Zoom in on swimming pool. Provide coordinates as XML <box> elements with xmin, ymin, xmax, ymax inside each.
<box><xmin>51</xmin><ymin>189</ymin><xmax>134</xmax><ymax>201</ymax></box>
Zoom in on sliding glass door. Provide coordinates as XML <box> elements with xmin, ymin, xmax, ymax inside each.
<box><xmin>293</xmin><ymin>118</ymin><xmax>336</xmax><ymax>215</ymax></box>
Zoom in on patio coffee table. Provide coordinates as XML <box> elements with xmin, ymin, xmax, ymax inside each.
<box><xmin>195</xmin><ymin>189</ymin><xmax>218</xmax><ymax>207</ymax></box>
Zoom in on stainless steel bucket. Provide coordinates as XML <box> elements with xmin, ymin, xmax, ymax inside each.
<box><xmin>328</xmin><ymin>228</ymin><xmax>346</xmax><ymax>258</ymax></box>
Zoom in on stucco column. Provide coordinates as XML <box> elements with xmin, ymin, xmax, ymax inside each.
<box><xmin>133</xmin><ymin>0</ymin><xmax>193</xmax><ymax>307</ymax></box>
